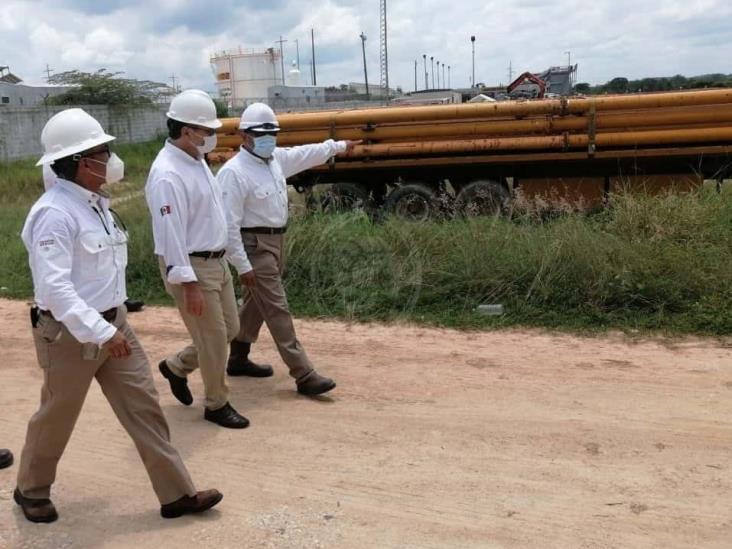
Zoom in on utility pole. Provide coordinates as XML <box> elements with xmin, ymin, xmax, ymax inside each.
<box><xmin>414</xmin><ymin>60</ymin><xmax>418</xmax><ymax>92</ymax></box>
<box><xmin>169</xmin><ymin>74</ymin><xmax>179</xmax><ymax>92</ymax></box>
<box><xmin>311</xmin><ymin>29</ymin><xmax>317</xmax><ymax>86</ymax></box>
<box><xmin>295</xmin><ymin>39</ymin><xmax>300</xmax><ymax>70</ymax></box>
<box><xmin>44</xmin><ymin>64</ymin><xmax>54</xmax><ymax>82</ymax></box>
<box><xmin>423</xmin><ymin>54</ymin><xmax>427</xmax><ymax>90</ymax></box>
<box><xmin>379</xmin><ymin>0</ymin><xmax>389</xmax><ymax>100</ymax></box>
<box><xmin>276</xmin><ymin>36</ymin><xmax>288</xmax><ymax>85</ymax></box>
<box><xmin>430</xmin><ymin>56</ymin><xmax>434</xmax><ymax>89</ymax></box>
<box><xmin>508</xmin><ymin>60</ymin><xmax>513</xmax><ymax>83</ymax></box>
<box><xmin>360</xmin><ymin>32</ymin><xmax>369</xmax><ymax>98</ymax></box>
<box><xmin>471</xmin><ymin>35</ymin><xmax>476</xmax><ymax>87</ymax></box>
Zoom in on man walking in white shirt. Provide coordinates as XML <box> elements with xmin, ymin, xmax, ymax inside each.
<box><xmin>16</xmin><ymin>108</ymin><xmax>222</xmax><ymax>523</ymax></box>
<box><xmin>218</xmin><ymin>103</ymin><xmax>358</xmax><ymax>396</ymax></box>
<box><xmin>146</xmin><ymin>90</ymin><xmax>248</xmax><ymax>429</ymax></box>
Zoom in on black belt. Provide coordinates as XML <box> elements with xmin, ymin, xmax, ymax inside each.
<box><xmin>241</xmin><ymin>226</ymin><xmax>287</xmax><ymax>235</ymax></box>
<box><xmin>37</xmin><ymin>306</ymin><xmax>117</xmax><ymax>323</ymax></box>
<box><xmin>190</xmin><ymin>250</ymin><xmax>226</xmax><ymax>259</ymax></box>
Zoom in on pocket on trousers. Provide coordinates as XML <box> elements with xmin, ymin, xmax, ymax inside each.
<box><xmin>37</xmin><ymin>314</ymin><xmax>63</xmax><ymax>344</ymax></box>
<box><xmin>243</xmin><ymin>232</ymin><xmax>259</xmax><ymax>253</ymax></box>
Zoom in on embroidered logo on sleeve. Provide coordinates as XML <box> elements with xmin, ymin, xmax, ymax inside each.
<box><xmin>160</xmin><ymin>205</ymin><xmax>172</xmax><ymax>216</ymax></box>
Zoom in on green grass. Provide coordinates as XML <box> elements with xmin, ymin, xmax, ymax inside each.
<box><xmin>1</xmin><ymin>139</ymin><xmax>730</xmax><ymax>335</ymax></box>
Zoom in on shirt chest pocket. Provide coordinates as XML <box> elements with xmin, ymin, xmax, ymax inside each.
<box><xmin>78</xmin><ymin>231</ymin><xmax>128</xmax><ymax>278</ymax></box>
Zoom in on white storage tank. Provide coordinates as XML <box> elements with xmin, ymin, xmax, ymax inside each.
<box><xmin>210</xmin><ymin>48</ymin><xmax>285</xmax><ymax>108</ymax></box>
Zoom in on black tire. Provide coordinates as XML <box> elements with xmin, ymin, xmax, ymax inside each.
<box><xmin>455</xmin><ymin>180</ymin><xmax>510</xmax><ymax>217</ymax></box>
<box><xmin>321</xmin><ymin>182</ymin><xmax>373</xmax><ymax>213</ymax></box>
<box><xmin>384</xmin><ymin>183</ymin><xmax>439</xmax><ymax>221</ymax></box>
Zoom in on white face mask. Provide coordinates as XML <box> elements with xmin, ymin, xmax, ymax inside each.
<box><xmin>105</xmin><ymin>153</ymin><xmax>125</xmax><ymax>184</ymax></box>
<box><xmin>252</xmin><ymin>134</ymin><xmax>277</xmax><ymax>158</ymax></box>
<box><xmin>85</xmin><ymin>153</ymin><xmax>125</xmax><ymax>184</ymax></box>
<box><xmin>197</xmin><ymin>134</ymin><xmax>217</xmax><ymax>155</ymax></box>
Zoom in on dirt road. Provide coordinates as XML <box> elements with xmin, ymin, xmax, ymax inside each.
<box><xmin>0</xmin><ymin>298</ymin><xmax>730</xmax><ymax>548</ymax></box>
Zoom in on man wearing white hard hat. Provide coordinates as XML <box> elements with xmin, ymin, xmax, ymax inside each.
<box><xmin>16</xmin><ymin>108</ymin><xmax>222</xmax><ymax>523</ymax></box>
<box><xmin>146</xmin><ymin>89</ymin><xmax>248</xmax><ymax>428</ymax></box>
<box><xmin>218</xmin><ymin>102</ymin><xmax>359</xmax><ymax>396</ymax></box>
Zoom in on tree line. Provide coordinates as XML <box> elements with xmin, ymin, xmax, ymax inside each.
<box><xmin>575</xmin><ymin>74</ymin><xmax>732</xmax><ymax>94</ymax></box>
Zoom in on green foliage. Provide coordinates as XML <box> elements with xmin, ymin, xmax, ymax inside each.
<box><xmin>1</xmin><ymin>140</ymin><xmax>730</xmax><ymax>335</ymax></box>
<box><xmin>578</xmin><ymin>73</ymin><xmax>732</xmax><ymax>95</ymax></box>
<box><xmin>212</xmin><ymin>98</ymin><xmax>229</xmax><ymax>118</ymax></box>
<box><xmin>46</xmin><ymin>69</ymin><xmax>171</xmax><ymax>105</ymax></box>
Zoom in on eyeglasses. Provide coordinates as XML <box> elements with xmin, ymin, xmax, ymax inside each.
<box><xmin>73</xmin><ymin>145</ymin><xmax>111</xmax><ymax>161</ymax></box>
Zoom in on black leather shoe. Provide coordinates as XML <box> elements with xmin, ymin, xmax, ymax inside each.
<box><xmin>204</xmin><ymin>402</ymin><xmax>250</xmax><ymax>429</ymax></box>
<box><xmin>227</xmin><ymin>340</ymin><xmax>273</xmax><ymax>377</ymax></box>
<box><xmin>296</xmin><ymin>371</ymin><xmax>336</xmax><ymax>396</ymax></box>
<box><xmin>14</xmin><ymin>488</ymin><xmax>58</xmax><ymax>523</ymax></box>
<box><xmin>159</xmin><ymin>360</ymin><xmax>193</xmax><ymax>406</ymax></box>
<box><xmin>124</xmin><ymin>299</ymin><xmax>145</xmax><ymax>313</ymax></box>
<box><xmin>161</xmin><ymin>489</ymin><xmax>223</xmax><ymax>518</ymax></box>
<box><xmin>0</xmin><ymin>448</ymin><xmax>13</xmax><ymax>469</ymax></box>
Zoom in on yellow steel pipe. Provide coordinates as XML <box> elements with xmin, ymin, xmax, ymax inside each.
<box><xmin>215</xmin><ymin>104</ymin><xmax>732</xmax><ymax>149</ymax></box>
<box><xmin>346</xmin><ymin>126</ymin><xmax>732</xmax><ymax>157</ymax></box>
<box><xmin>218</xmin><ymin>89</ymin><xmax>732</xmax><ymax>131</ymax></box>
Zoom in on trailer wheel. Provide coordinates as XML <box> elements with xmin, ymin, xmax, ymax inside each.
<box><xmin>384</xmin><ymin>184</ymin><xmax>439</xmax><ymax>221</ymax></box>
<box><xmin>321</xmin><ymin>182</ymin><xmax>373</xmax><ymax>213</ymax></box>
<box><xmin>455</xmin><ymin>180</ymin><xmax>510</xmax><ymax>217</ymax></box>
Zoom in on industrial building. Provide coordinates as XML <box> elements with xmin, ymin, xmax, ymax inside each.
<box><xmin>0</xmin><ymin>67</ymin><xmax>72</xmax><ymax>107</ymax></box>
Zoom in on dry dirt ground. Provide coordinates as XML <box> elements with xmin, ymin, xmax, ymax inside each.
<box><xmin>0</xmin><ymin>298</ymin><xmax>731</xmax><ymax>549</ymax></box>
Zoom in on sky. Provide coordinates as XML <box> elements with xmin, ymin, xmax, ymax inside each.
<box><xmin>1</xmin><ymin>0</ymin><xmax>730</xmax><ymax>94</ymax></box>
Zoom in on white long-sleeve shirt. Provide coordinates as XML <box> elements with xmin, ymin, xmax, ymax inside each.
<box><xmin>21</xmin><ymin>179</ymin><xmax>127</xmax><ymax>345</ymax></box>
<box><xmin>145</xmin><ymin>140</ymin><xmax>237</xmax><ymax>284</ymax></box>
<box><xmin>218</xmin><ymin>140</ymin><xmax>346</xmax><ymax>274</ymax></box>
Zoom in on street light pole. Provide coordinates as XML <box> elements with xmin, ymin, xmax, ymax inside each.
<box><xmin>448</xmin><ymin>65</ymin><xmax>451</xmax><ymax>88</ymax></box>
<box><xmin>430</xmin><ymin>56</ymin><xmax>434</xmax><ymax>89</ymax></box>
<box><xmin>436</xmin><ymin>59</ymin><xmax>440</xmax><ymax>88</ymax></box>
<box><xmin>423</xmin><ymin>54</ymin><xmax>427</xmax><ymax>90</ymax></box>
<box><xmin>414</xmin><ymin>60</ymin><xmax>417</xmax><ymax>92</ymax></box>
<box><xmin>442</xmin><ymin>63</ymin><xmax>446</xmax><ymax>89</ymax></box>
<box><xmin>360</xmin><ymin>33</ymin><xmax>369</xmax><ymax>98</ymax></box>
<box><xmin>471</xmin><ymin>35</ymin><xmax>476</xmax><ymax>87</ymax></box>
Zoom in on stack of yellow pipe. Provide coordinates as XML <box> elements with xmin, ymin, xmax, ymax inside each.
<box><xmin>213</xmin><ymin>89</ymin><xmax>732</xmax><ymax>160</ymax></box>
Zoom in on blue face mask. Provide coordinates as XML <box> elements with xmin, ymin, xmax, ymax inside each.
<box><xmin>252</xmin><ymin>135</ymin><xmax>277</xmax><ymax>158</ymax></box>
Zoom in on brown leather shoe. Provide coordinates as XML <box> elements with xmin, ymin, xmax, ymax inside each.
<box><xmin>296</xmin><ymin>371</ymin><xmax>336</xmax><ymax>396</ymax></box>
<box><xmin>14</xmin><ymin>488</ymin><xmax>58</xmax><ymax>523</ymax></box>
<box><xmin>0</xmin><ymin>448</ymin><xmax>13</xmax><ymax>469</ymax></box>
<box><xmin>160</xmin><ymin>489</ymin><xmax>223</xmax><ymax>519</ymax></box>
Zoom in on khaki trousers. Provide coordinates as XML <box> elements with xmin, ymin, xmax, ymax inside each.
<box><xmin>159</xmin><ymin>256</ymin><xmax>239</xmax><ymax>410</ymax></box>
<box><xmin>236</xmin><ymin>232</ymin><xmax>313</xmax><ymax>380</ymax></box>
<box><xmin>17</xmin><ymin>305</ymin><xmax>196</xmax><ymax>505</ymax></box>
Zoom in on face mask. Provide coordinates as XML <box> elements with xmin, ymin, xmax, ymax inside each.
<box><xmin>252</xmin><ymin>134</ymin><xmax>277</xmax><ymax>158</ymax></box>
<box><xmin>197</xmin><ymin>134</ymin><xmax>217</xmax><ymax>155</ymax></box>
<box><xmin>86</xmin><ymin>153</ymin><xmax>125</xmax><ymax>184</ymax></box>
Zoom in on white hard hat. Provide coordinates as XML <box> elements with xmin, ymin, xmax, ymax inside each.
<box><xmin>166</xmin><ymin>89</ymin><xmax>222</xmax><ymax>130</ymax></box>
<box><xmin>239</xmin><ymin>102</ymin><xmax>280</xmax><ymax>132</ymax></box>
<box><xmin>36</xmin><ymin>108</ymin><xmax>116</xmax><ymax>166</ymax></box>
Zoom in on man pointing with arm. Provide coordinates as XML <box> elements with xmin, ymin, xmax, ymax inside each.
<box><xmin>218</xmin><ymin>102</ymin><xmax>358</xmax><ymax>396</ymax></box>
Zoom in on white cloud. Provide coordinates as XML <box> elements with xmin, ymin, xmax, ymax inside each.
<box><xmin>1</xmin><ymin>0</ymin><xmax>730</xmax><ymax>93</ymax></box>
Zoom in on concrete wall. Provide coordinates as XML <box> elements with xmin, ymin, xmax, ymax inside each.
<box><xmin>0</xmin><ymin>104</ymin><xmax>169</xmax><ymax>162</ymax></box>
